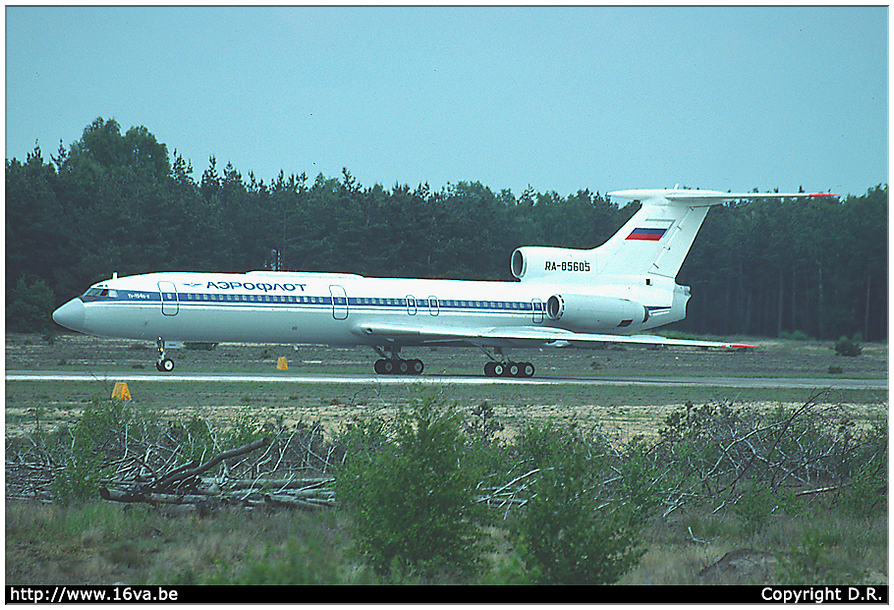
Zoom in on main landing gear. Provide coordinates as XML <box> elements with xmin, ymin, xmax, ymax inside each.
<box><xmin>374</xmin><ymin>357</ymin><xmax>424</xmax><ymax>375</ymax></box>
<box><xmin>372</xmin><ymin>346</ymin><xmax>424</xmax><ymax>376</ymax></box>
<box><xmin>481</xmin><ymin>347</ymin><xmax>535</xmax><ymax>377</ymax></box>
<box><xmin>371</xmin><ymin>346</ymin><xmax>535</xmax><ymax>378</ymax></box>
<box><xmin>156</xmin><ymin>337</ymin><xmax>175</xmax><ymax>372</ymax></box>
<box><xmin>483</xmin><ymin>360</ymin><xmax>535</xmax><ymax>378</ymax></box>
<box><xmin>480</xmin><ymin>346</ymin><xmax>535</xmax><ymax>378</ymax></box>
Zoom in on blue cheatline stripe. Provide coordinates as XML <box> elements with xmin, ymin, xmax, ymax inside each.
<box><xmin>95</xmin><ymin>290</ymin><xmax>549</xmax><ymax>314</ymax></box>
<box><xmin>93</xmin><ymin>290</ymin><xmax>665</xmax><ymax>316</ymax></box>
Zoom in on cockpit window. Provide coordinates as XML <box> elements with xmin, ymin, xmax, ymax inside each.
<box><xmin>81</xmin><ymin>287</ymin><xmax>117</xmax><ymax>301</ymax></box>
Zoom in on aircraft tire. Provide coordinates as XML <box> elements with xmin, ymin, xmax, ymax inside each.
<box><xmin>484</xmin><ymin>362</ymin><xmax>497</xmax><ymax>377</ymax></box>
<box><xmin>156</xmin><ymin>358</ymin><xmax>175</xmax><ymax>373</ymax></box>
<box><xmin>409</xmin><ymin>359</ymin><xmax>424</xmax><ymax>375</ymax></box>
<box><xmin>521</xmin><ymin>362</ymin><xmax>535</xmax><ymax>378</ymax></box>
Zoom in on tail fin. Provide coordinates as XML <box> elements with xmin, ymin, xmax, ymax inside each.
<box><xmin>599</xmin><ymin>188</ymin><xmax>836</xmax><ymax>279</ymax></box>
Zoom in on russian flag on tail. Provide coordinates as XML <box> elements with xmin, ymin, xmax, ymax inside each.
<box><xmin>626</xmin><ymin>227</ymin><xmax>668</xmax><ymax>241</ymax></box>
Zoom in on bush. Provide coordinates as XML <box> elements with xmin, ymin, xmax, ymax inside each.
<box><xmin>508</xmin><ymin>420</ymin><xmax>647</xmax><ymax>584</ymax></box>
<box><xmin>334</xmin><ymin>394</ymin><xmax>486</xmax><ymax>581</ymax></box>
<box><xmin>732</xmin><ymin>481</ymin><xmax>776</xmax><ymax>538</ymax></box>
<box><xmin>779</xmin><ymin>329</ymin><xmax>811</xmax><ymax>341</ymax></box>
<box><xmin>51</xmin><ymin>399</ymin><xmax>124</xmax><ymax>504</ymax></box>
<box><xmin>834</xmin><ymin>336</ymin><xmax>862</xmax><ymax>357</ymax></box>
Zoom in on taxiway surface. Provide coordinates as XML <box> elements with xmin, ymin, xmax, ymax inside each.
<box><xmin>5</xmin><ymin>370</ymin><xmax>887</xmax><ymax>391</ymax></box>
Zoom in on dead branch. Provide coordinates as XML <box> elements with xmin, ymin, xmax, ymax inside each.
<box><xmin>150</xmin><ymin>437</ymin><xmax>270</xmax><ymax>490</ymax></box>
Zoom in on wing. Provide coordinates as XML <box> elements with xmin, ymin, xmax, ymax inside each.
<box><xmin>353</xmin><ymin>322</ymin><xmax>752</xmax><ymax>349</ymax></box>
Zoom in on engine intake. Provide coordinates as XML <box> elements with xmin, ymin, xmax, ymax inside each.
<box><xmin>511</xmin><ymin>246</ymin><xmax>595</xmax><ymax>281</ymax></box>
<box><xmin>546</xmin><ymin>293</ymin><xmax>649</xmax><ymax>333</ymax></box>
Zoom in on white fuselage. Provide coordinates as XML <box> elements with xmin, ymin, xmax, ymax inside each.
<box><xmin>53</xmin><ymin>269</ymin><xmax>685</xmax><ymax>349</ymax></box>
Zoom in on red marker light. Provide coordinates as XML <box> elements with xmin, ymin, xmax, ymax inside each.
<box><xmin>808</xmin><ymin>192</ymin><xmax>838</xmax><ymax>197</ymax></box>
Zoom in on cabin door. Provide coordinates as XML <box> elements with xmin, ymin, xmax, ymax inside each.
<box><xmin>531</xmin><ymin>298</ymin><xmax>544</xmax><ymax>324</ymax></box>
<box><xmin>329</xmin><ymin>285</ymin><xmax>349</xmax><ymax>320</ymax></box>
<box><xmin>158</xmin><ymin>281</ymin><xmax>179</xmax><ymax>316</ymax></box>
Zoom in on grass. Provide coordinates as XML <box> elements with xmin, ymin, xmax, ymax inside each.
<box><xmin>5</xmin><ymin>501</ymin><xmax>369</xmax><ymax>586</ymax></box>
<box><xmin>7</xmin><ymin>497</ymin><xmax>886</xmax><ymax>586</ymax></box>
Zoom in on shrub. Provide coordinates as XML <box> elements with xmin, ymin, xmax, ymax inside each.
<box><xmin>51</xmin><ymin>399</ymin><xmax>125</xmax><ymax>504</ymax></box>
<box><xmin>508</xmin><ymin>420</ymin><xmax>647</xmax><ymax>584</ymax></box>
<box><xmin>334</xmin><ymin>394</ymin><xmax>486</xmax><ymax>580</ymax></box>
<box><xmin>834</xmin><ymin>336</ymin><xmax>862</xmax><ymax>357</ymax></box>
<box><xmin>732</xmin><ymin>481</ymin><xmax>776</xmax><ymax>538</ymax></box>
<box><xmin>839</xmin><ymin>429</ymin><xmax>887</xmax><ymax>519</ymax></box>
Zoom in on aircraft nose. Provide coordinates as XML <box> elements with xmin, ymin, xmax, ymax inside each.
<box><xmin>52</xmin><ymin>298</ymin><xmax>86</xmax><ymax>331</ymax></box>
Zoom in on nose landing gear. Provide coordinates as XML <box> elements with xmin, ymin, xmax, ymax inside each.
<box><xmin>156</xmin><ymin>337</ymin><xmax>175</xmax><ymax>372</ymax></box>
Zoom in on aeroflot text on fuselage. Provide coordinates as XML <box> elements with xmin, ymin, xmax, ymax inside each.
<box><xmin>204</xmin><ymin>281</ymin><xmax>308</xmax><ymax>292</ymax></box>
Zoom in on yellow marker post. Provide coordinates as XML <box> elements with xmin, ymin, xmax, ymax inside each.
<box><xmin>276</xmin><ymin>356</ymin><xmax>288</xmax><ymax>370</ymax></box>
<box><xmin>111</xmin><ymin>382</ymin><xmax>132</xmax><ymax>401</ymax></box>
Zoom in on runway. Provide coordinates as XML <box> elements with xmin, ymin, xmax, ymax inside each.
<box><xmin>5</xmin><ymin>370</ymin><xmax>887</xmax><ymax>391</ymax></box>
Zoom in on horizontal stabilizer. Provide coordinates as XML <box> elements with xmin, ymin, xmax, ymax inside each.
<box><xmin>609</xmin><ymin>188</ymin><xmax>837</xmax><ymax>206</ymax></box>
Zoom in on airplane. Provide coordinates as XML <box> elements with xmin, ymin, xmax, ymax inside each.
<box><xmin>52</xmin><ymin>187</ymin><xmax>836</xmax><ymax>377</ymax></box>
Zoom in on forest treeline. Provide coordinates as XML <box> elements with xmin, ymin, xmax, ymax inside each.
<box><xmin>6</xmin><ymin>117</ymin><xmax>887</xmax><ymax>341</ymax></box>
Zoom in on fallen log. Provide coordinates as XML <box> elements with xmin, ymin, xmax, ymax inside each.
<box><xmin>100</xmin><ymin>487</ymin><xmax>214</xmax><ymax>506</ymax></box>
<box><xmin>263</xmin><ymin>493</ymin><xmax>336</xmax><ymax>509</ymax></box>
<box><xmin>225</xmin><ymin>476</ymin><xmax>335</xmax><ymax>490</ymax></box>
<box><xmin>149</xmin><ymin>437</ymin><xmax>271</xmax><ymax>490</ymax></box>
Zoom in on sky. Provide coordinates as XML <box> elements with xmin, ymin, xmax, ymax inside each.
<box><xmin>5</xmin><ymin>5</ymin><xmax>888</xmax><ymax>198</ymax></box>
